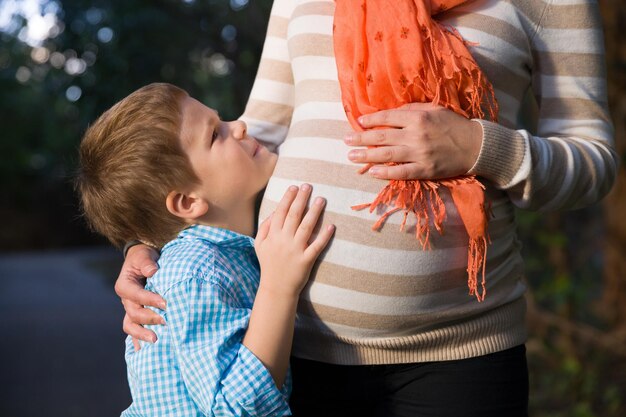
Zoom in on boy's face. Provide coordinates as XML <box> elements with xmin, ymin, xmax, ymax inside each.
<box><xmin>179</xmin><ymin>96</ymin><xmax>277</xmax><ymax>207</ymax></box>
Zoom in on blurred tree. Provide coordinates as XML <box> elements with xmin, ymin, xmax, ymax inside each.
<box><xmin>599</xmin><ymin>0</ymin><xmax>626</xmax><ymax>340</ymax></box>
<box><xmin>519</xmin><ymin>1</ymin><xmax>626</xmax><ymax>416</ymax></box>
<box><xmin>0</xmin><ymin>0</ymin><xmax>272</xmax><ymax>250</ymax></box>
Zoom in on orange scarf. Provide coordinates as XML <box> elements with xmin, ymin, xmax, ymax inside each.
<box><xmin>334</xmin><ymin>0</ymin><xmax>498</xmax><ymax>301</ymax></box>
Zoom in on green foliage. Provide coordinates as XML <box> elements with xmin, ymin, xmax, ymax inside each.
<box><xmin>517</xmin><ymin>208</ymin><xmax>604</xmax><ymax>321</ymax></box>
<box><xmin>0</xmin><ymin>0</ymin><xmax>272</xmax><ymax>249</ymax></box>
<box><xmin>528</xmin><ymin>346</ymin><xmax>625</xmax><ymax>417</ymax></box>
<box><xmin>517</xmin><ymin>207</ymin><xmax>625</xmax><ymax>417</ymax></box>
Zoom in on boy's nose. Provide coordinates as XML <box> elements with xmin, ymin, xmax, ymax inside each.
<box><xmin>230</xmin><ymin>120</ymin><xmax>247</xmax><ymax>140</ymax></box>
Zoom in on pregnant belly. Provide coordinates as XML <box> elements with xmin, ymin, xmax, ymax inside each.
<box><xmin>259</xmin><ymin>156</ymin><xmax>522</xmax><ymax>338</ymax></box>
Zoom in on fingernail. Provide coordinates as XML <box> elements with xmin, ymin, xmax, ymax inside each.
<box><xmin>358</xmin><ymin>116</ymin><xmax>366</xmax><ymax>125</ymax></box>
<box><xmin>315</xmin><ymin>197</ymin><xmax>325</xmax><ymax>205</ymax></box>
<box><xmin>301</xmin><ymin>183</ymin><xmax>311</xmax><ymax>191</ymax></box>
<box><xmin>147</xmin><ymin>266</ymin><xmax>158</xmax><ymax>275</ymax></box>
<box><xmin>159</xmin><ymin>317</ymin><xmax>166</xmax><ymax>325</ymax></box>
<box><xmin>150</xmin><ymin>335</ymin><xmax>157</xmax><ymax>343</ymax></box>
<box><xmin>344</xmin><ymin>134</ymin><xmax>354</xmax><ymax>144</ymax></box>
<box><xmin>158</xmin><ymin>300</ymin><xmax>167</xmax><ymax>310</ymax></box>
<box><xmin>289</xmin><ymin>185</ymin><xmax>298</xmax><ymax>192</ymax></box>
<box><xmin>348</xmin><ymin>150</ymin><xmax>363</xmax><ymax>160</ymax></box>
<box><xmin>368</xmin><ymin>167</ymin><xmax>379</xmax><ymax>176</ymax></box>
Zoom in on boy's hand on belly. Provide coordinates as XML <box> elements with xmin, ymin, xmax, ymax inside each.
<box><xmin>254</xmin><ymin>184</ymin><xmax>335</xmax><ymax>298</ymax></box>
<box><xmin>247</xmin><ymin>184</ymin><xmax>334</xmax><ymax>387</ymax></box>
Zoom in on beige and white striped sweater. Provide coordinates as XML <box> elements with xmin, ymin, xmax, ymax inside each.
<box><xmin>240</xmin><ymin>0</ymin><xmax>617</xmax><ymax>365</ymax></box>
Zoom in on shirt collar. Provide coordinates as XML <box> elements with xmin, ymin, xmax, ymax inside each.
<box><xmin>169</xmin><ymin>225</ymin><xmax>254</xmax><ymax>249</ymax></box>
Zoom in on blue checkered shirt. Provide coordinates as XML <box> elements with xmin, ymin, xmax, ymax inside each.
<box><xmin>121</xmin><ymin>225</ymin><xmax>292</xmax><ymax>417</ymax></box>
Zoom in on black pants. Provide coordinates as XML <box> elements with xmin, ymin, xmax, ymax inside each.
<box><xmin>289</xmin><ymin>344</ymin><xmax>528</xmax><ymax>417</ymax></box>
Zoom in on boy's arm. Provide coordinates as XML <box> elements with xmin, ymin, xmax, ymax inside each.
<box><xmin>239</xmin><ymin>0</ymin><xmax>295</xmax><ymax>151</ymax></box>
<box><xmin>245</xmin><ymin>184</ymin><xmax>335</xmax><ymax>387</ymax></box>
<box><xmin>166</xmin><ymin>185</ymin><xmax>332</xmax><ymax>416</ymax></box>
<box><xmin>165</xmin><ymin>276</ymin><xmax>291</xmax><ymax>417</ymax></box>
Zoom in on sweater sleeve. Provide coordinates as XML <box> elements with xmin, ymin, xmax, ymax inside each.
<box><xmin>470</xmin><ymin>0</ymin><xmax>618</xmax><ymax>211</ymax></box>
<box><xmin>239</xmin><ymin>0</ymin><xmax>295</xmax><ymax>152</ymax></box>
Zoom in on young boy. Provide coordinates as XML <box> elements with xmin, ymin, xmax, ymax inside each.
<box><xmin>76</xmin><ymin>82</ymin><xmax>335</xmax><ymax>417</ymax></box>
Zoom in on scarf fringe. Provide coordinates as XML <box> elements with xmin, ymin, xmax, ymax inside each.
<box><xmin>352</xmin><ymin>176</ymin><xmax>489</xmax><ymax>302</ymax></box>
<box><xmin>414</xmin><ymin>18</ymin><xmax>498</xmax><ymax>122</ymax></box>
<box><xmin>468</xmin><ymin>235</ymin><xmax>488</xmax><ymax>302</ymax></box>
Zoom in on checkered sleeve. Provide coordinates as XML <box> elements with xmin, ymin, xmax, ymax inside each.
<box><xmin>167</xmin><ymin>274</ymin><xmax>291</xmax><ymax>417</ymax></box>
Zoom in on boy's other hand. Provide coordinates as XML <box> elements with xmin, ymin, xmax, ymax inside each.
<box><xmin>115</xmin><ymin>244</ymin><xmax>165</xmax><ymax>349</ymax></box>
<box><xmin>254</xmin><ymin>184</ymin><xmax>335</xmax><ymax>298</ymax></box>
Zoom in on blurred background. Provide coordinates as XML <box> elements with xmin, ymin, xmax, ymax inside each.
<box><xmin>0</xmin><ymin>0</ymin><xmax>624</xmax><ymax>416</ymax></box>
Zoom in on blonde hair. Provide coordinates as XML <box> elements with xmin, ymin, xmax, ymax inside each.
<box><xmin>76</xmin><ymin>83</ymin><xmax>198</xmax><ymax>249</ymax></box>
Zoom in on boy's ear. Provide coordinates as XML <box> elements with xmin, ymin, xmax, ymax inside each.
<box><xmin>165</xmin><ymin>190</ymin><xmax>209</xmax><ymax>220</ymax></box>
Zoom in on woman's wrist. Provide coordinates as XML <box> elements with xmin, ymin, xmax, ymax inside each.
<box><xmin>466</xmin><ymin>119</ymin><xmax>485</xmax><ymax>175</ymax></box>
<box><xmin>123</xmin><ymin>240</ymin><xmax>143</xmax><ymax>258</ymax></box>
<box><xmin>468</xmin><ymin>119</ymin><xmax>528</xmax><ymax>187</ymax></box>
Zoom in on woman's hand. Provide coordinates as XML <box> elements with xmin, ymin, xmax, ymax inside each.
<box><xmin>344</xmin><ymin>102</ymin><xmax>484</xmax><ymax>180</ymax></box>
<box><xmin>114</xmin><ymin>244</ymin><xmax>164</xmax><ymax>349</ymax></box>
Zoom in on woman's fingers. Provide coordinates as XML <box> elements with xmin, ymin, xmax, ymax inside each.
<box><xmin>127</xmin><ymin>244</ymin><xmax>160</xmax><ymax>278</ymax></box>
<box><xmin>348</xmin><ymin>145</ymin><xmax>416</xmax><ymax>164</ymax></box>
<box><xmin>122</xmin><ymin>298</ymin><xmax>166</xmax><ymax>326</ymax></box>
<box><xmin>115</xmin><ymin>245</ymin><xmax>165</xmax><ymax>309</ymax></box>
<box><xmin>283</xmin><ymin>184</ymin><xmax>312</xmax><ymax>235</ymax></box>
<box><xmin>358</xmin><ymin>103</ymin><xmax>438</xmax><ymax>129</ymax></box>
<box><xmin>123</xmin><ymin>314</ymin><xmax>157</xmax><ymax>344</ymax></box>
<box><xmin>367</xmin><ymin>163</ymin><xmax>425</xmax><ymax>180</ymax></box>
<box><xmin>398</xmin><ymin>102</ymin><xmax>437</xmax><ymax>111</ymax></box>
<box><xmin>358</xmin><ymin>109</ymin><xmax>422</xmax><ymax>129</ymax></box>
<box><xmin>115</xmin><ymin>276</ymin><xmax>166</xmax><ymax>310</ymax></box>
<box><xmin>345</xmin><ymin>127</ymin><xmax>405</xmax><ymax>147</ymax></box>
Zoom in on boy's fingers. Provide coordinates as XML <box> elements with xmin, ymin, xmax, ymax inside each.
<box><xmin>283</xmin><ymin>184</ymin><xmax>312</xmax><ymax>235</ymax></box>
<box><xmin>305</xmin><ymin>224</ymin><xmax>335</xmax><ymax>259</ymax></box>
<box><xmin>271</xmin><ymin>185</ymin><xmax>299</xmax><ymax>232</ymax></box>
<box><xmin>255</xmin><ymin>213</ymin><xmax>273</xmax><ymax>243</ymax></box>
<box><xmin>123</xmin><ymin>314</ymin><xmax>157</xmax><ymax>343</ymax></box>
<box><xmin>122</xmin><ymin>299</ymin><xmax>166</xmax><ymax>326</ymax></box>
<box><xmin>132</xmin><ymin>337</ymin><xmax>141</xmax><ymax>352</ymax></box>
<box><xmin>294</xmin><ymin>196</ymin><xmax>325</xmax><ymax>243</ymax></box>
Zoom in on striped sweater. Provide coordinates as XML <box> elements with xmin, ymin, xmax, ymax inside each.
<box><xmin>240</xmin><ymin>0</ymin><xmax>617</xmax><ymax>365</ymax></box>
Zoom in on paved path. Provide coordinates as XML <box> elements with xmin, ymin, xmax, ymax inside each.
<box><xmin>0</xmin><ymin>247</ymin><xmax>131</xmax><ymax>417</ymax></box>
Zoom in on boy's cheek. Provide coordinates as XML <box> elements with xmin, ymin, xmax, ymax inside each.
<box><xmin>267</xmin><ymin>151</ymin><xmax>279</xmax><ymax>169</ymax></box>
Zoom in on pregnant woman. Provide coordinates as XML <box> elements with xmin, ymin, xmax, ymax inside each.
<box><xmin>115</xmin><ymin>1</ymin><xmax>617</xmax><ymax>416</ymax></box>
